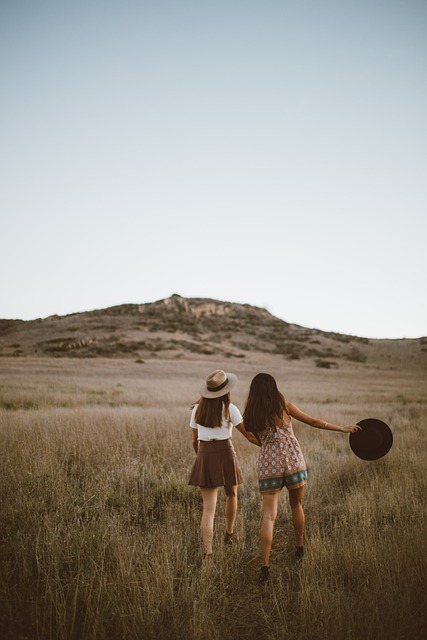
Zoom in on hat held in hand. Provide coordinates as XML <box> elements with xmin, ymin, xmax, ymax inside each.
<box><xmin>349</xmin><ymin>418</ymin><xmax>393</xmax><ymax>460</ymax></box>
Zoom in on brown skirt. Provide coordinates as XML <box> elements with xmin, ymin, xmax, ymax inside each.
<box><xmin>188</xmin><ymin>439</ymin><xmax>244</xmax><ymax>488</ymax></box>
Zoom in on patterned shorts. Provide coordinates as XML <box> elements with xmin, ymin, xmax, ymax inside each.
<box><xmin>258</xmin><ymin>469</ymin><xmax>307</xmax><ymax>492</ymax></box>
<box><xmin>257</xmin><ymin>427</ymin><xmax>307</xmax><ymax>492</ymax></box>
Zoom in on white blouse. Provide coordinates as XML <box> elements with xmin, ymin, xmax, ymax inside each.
<box><xmin>190</xmin><ymin>403</ymin><xmax>243</xmax><ymax>441</ymax></box>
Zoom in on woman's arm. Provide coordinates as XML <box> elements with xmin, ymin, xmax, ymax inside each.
<box><xmin>235</xmin><ymin>421</ymin><xmax>261</xmax><ymax>446</ymax></box>
<box><xmin>287</xmin><ymin>402</ymin><xmax>361</xmax><ymax>434</ymax></box>
<box><xmin>191</xmin><ymin>428</ymin><xmax>199</xmax><ymax>454</ymax></box>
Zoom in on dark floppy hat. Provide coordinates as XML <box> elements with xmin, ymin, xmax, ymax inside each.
<box><xmin>349</xmin><ymin>418</ymin><xmax>393</xmax><ymax>460</ymax></box>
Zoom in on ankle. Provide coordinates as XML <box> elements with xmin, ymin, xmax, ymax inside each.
<box><xmin>224</xmin><ymin>531</ymin><xmax>239</xmax><ymax>544</ymax></box>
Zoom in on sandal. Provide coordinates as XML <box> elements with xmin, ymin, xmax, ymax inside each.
<box><xmin>259</xmin><ymin>565</ymin><xmax>270</xmax><ymax>583</ymax></box>
<box><xmin>224</xmin><ymin>531</ymin><xmax>239</xmax><ymax>545</ymax></box>
<box><xmin>295</xmin><ymin>546</ymin><xmax>304</xmax><ymax>559</ymax></box>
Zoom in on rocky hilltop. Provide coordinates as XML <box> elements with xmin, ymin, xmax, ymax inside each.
<box><xmin>0</xmin><ymin>294</ymin><xmax>425</xmax><ymax>369</ymax></box>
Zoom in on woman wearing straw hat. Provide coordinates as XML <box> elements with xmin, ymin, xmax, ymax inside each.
<box><xmin>188</xmin><ymin>369</ymin><xmax>257</xmax><ymax>557</ymax></box>
<box><xmin>243</xmin><ymin>372</ymin><xmax>360</xmax><ymax>583</ymax></box>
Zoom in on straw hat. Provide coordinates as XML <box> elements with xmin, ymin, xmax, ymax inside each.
<box><xmin>349</xmin><ymin>418</ymin><xmax>393</xmax><ymax>460</ymax></box>
<box><xmin>199</xmin><ymin>370</ymin><xmax>238</xmax><ymax>398</ymax></box>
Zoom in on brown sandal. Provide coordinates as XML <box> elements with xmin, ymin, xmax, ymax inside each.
<box><xmin>224</xmin><ymin>531</ymin><xmax>239</xmax><ymax>544</ymax></box>
<box><xmin>259</xmin><ymin>565</ymin><xmax>269</xmax><ymax>583</ymax></box>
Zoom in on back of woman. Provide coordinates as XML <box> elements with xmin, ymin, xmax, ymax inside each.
<box><xmin>244</xmin><ymin>372</ymin><xmax>360</xmax><ymax>583</ymax></box>
<box><xmin>256</xmin><ymin>410</ymin><xmax>307</xmax><ymax>493</ymax></box>
<box><xmin>188</xmin><ymin>369</ymin><xmax>249</xmax><ymax>558</ymax></box>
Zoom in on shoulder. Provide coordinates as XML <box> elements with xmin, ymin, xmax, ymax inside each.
<box><xmin>229</xmin><ymin>403</ymin><xmax>243</xmax><ymax>423</ymax></box>
<box><xmin>230</xmin><ymin>403</ymin><xmax>242</xmax><ymax>413</ymax></box>
<box><xmin>190</xmin><ymin>404</ymin><xmax>198</xmax><ymax>428</ymax></box>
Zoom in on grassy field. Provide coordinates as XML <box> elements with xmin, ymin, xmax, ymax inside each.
<box><xmin>0</xmin><ymin>355</ymin><xmax>426</xmax><ymax>640</ymax></box>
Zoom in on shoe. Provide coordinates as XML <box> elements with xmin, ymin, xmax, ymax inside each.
<box><xmin>224</xmin><ymin>531</ymin><xmax>239</xmax><ymax>545</ymax></box>
<box><xmin>295</xmin><ymin>546</ymin><xmax>304</xmax><ymax>559</ymax></box>
<box><xmin>259</xmin><ymin>565</ymin><xmax>269</xmax><ymax>583</ymax></box>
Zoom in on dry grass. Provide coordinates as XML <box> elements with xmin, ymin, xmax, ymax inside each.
<box><xmin>0</xmin><ymin>356</ymin><xmax>426</xmax><ymax>640</ymax></box>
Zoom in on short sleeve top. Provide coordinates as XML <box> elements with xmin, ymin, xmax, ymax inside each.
<box><xmin>190</xmin><ymin>403</ymin><xmax>243</xmax><ymax>441</ymax></box>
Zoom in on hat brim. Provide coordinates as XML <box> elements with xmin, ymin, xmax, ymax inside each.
<box><xmin>349</xmin><ymin>418</ymin><xmax>393</xmax><ymax>460</ymax></box>
<box><xmin>199</xmin><ymin>372</ymin><xmax>238</xmax><ymax>398</ymax></box>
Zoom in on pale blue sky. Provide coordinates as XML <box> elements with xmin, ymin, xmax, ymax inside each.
<box><xmin>1</xmin><ymin>0</ymin><xmax>426</xmax><ymax>338</ymax></box>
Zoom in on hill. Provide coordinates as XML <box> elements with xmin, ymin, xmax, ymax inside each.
<box><xmin>0</xmin><ymin>294</ymin><xmax>425</xmax><ymax>370</ymax></box>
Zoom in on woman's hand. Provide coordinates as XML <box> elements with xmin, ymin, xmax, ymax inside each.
<box><xmin>235</xmin><ymin>421</ymin><xmax>261</xmax><ymax>446</ymax></box>
<box><xmin>191</xmin><ymin>428</ymin><xmax>199</xmax><ymax>454</ymax></box>
<box><xmin>341</xmin><ymin>425</ymin><xmax>362</xmax><ymax>433</ymax></box>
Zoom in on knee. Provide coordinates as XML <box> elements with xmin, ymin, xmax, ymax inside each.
<box><xmin>288</xmin><ymin>489</ymin><xmax>304</xmax><ymax>510</ymax></box>
<box><xmin>224</xmin><ymin>486</ymin><xmax>237</xmax><ymax>497</ymax></box>
<box><xmin>262</xmin><ymin>509</ymin><xmax>278</xmax><ymax>524</ymax></box>
<box><xmin>290</xmin><ymin>498</ymin><xmax>303</xmax><ymax>511</ymax></box>
<box><xmin>202</xmin><ymin>505</ymin><xmax>216</xmax><ymax>519</ymax></box>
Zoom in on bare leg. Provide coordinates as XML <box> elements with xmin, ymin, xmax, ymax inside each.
<box><xmin>288</xmin><ymin>485</ymin><xmax>305</xmax><ymax>547</ymax></box>
<box><xmin>260</xmin><ymin>491</ymin><xmax>280</xmax><ymax>566</ymax></box>
<box><xmin>200</xmin><ymin>487</ymin><xmax>218</xmax><ymax>555</ymax></box>
<box><xmin>224</xmin><ymin>485</ymin><xmax>238</xmax><ymax>535</ymax></box>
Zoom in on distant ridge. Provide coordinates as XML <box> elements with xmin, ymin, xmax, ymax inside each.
<box><xmin>0</xmin><ymin>295</ymin><xmax>425</xmax><ymax>369</ymax></box>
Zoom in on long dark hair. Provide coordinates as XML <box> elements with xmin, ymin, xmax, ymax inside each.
<box><xmin>194</xmin><ymin>393</ymin><xmax>231</xmax><ymax>428</ymax></box>
<box><xmin>243</xmin><ymin>373</ymin><xmax>289</xmax><ymax>434</ymax></box>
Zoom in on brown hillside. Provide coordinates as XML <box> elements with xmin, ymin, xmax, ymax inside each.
<box><xmin>0</xmin><ymin>294</ymin><xmax>425</xmax><ymax>370</ymax></box>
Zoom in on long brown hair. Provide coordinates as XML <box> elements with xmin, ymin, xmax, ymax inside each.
<box><xmin>194</xmin><ymin>393</ymin><xmax>231</xmax><ymax>428</ymax></box>
<box><xmin>243</xmin><ymin>373</ymin><xmax>289</xmax><ymax>434</ymax></box>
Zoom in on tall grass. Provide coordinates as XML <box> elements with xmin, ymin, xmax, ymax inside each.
<box><xmin>0</xmin><ymin>358</ymin><xmax>426</xmax><ymax>639</ymax></box>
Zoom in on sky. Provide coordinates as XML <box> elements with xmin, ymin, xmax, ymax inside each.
<box><xmin>1</xmin><ymin>0</ymin><xmax>426</xmax><ymax>339</ymax></box>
